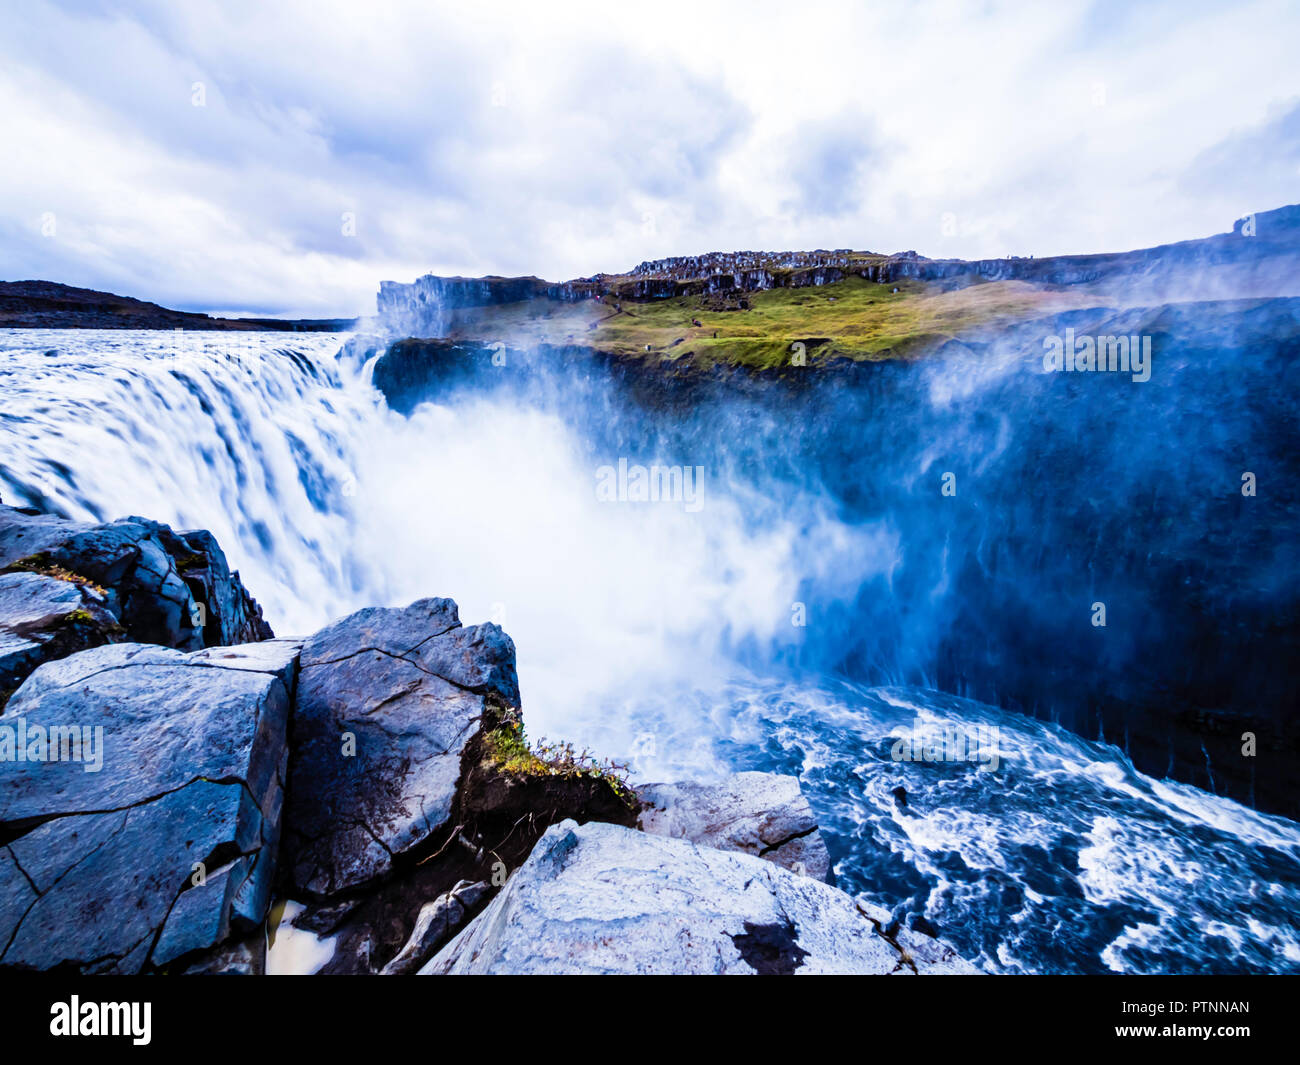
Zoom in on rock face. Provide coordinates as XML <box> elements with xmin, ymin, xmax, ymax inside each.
<box><xmin>0</xmin><ymin>639</ymin><xmax>299</xmax><ymax>973</ymax></box>
<box><xmin>376</xmin><ymin>205</ymin><xmax>1300</xmax><ymax>333</ymax></box>
<box><xmin>282</xmin><ymin>598</ymin><xmax>521</xmax><ymax>899</ymax></box>
<box><xmin>423</xmin><ymin>820</ymin><xmax>978</xmax><ymax>975</ymax></box>
<box><xmin>0</xmin><ymin>505</ymin><xmax>272</xmax><ymax>678</ymax></box>
<box><xmin>371</xmin><ymin>339</ymin><xmax>507</xmax><ymax>414</ymax></box>
<box><xmin>379</xmin><ymin>879</ymin><xmax>489</xmax><ymax>975</ymax></box>
<box><xmin>637</xmin><ymin>772</ymin><xmax>832</xmax><ymax>882</ymax></box>
<box><xmin>0</xmin><ymin>572</ymin><xmax>121</xmax><ymax>697</ymax></box>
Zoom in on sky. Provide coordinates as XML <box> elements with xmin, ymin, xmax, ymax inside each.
<box><xmin>0</xmin><ymin>0</ymin><xmax>1297</xmax><ymax>318</ymax></box>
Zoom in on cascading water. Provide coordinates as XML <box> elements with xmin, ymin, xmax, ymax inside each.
<box><xmin>2</xmin><ymin>325</ymin><xmax>1298</xmax><ymax>975</ymax></box>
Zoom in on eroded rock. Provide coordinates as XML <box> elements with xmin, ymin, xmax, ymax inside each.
<box><xmin>0</xmin><ymin>505</ymin><xmax>272</xmax><ymax>671</ymax></box>
<box><xmin>636</xmin><ymin>771</ymin><xmax>831</xmax><ymax>882</ymax></box>
<box><xmin>422</xmin><ymin>820</ymin><xmax>979</xmax><ymax>975</ymax></box>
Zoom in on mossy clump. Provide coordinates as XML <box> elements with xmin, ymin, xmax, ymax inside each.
<box><xmin>57</xmin><ymin>607</ymin><xmax>121</xmax><ymax>636</ymax></box>
<box><xmin>483</xmin><ymin>710</ymin><xmax>636</xmax><ymax>805</ymax></box>
<box><xmin>3</xmin><ymin>553</ymin><xmax>108</xmax><ymax>596</ymax></box>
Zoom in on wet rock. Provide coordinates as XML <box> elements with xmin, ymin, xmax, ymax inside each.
<box><xmin>371</xmin><ymin>339</ymin><xmax>514</xmax><ymax>414</ymax></box>
<box><xmin>0</xmin><ymin>639</ymin><xmax>299</xmax><ymax>973</ymax></box>
<box><xmin>0</xmin><ymin>505</ymin><xmax>272</xmax><ymax>673</ymax></box>
<box><xmin>422</xmin><ymin>820</ymin><xmax>979</xmax><ymax>975</ymax></box>
<box><xmin>0</xmin><ymin>571</ymin><xmax>121</xmax><ymax>697</ymax></box>
<box><xmin>379</xmin><ymin>879</ymin><xmax>489</xmax><ymax>975</ymax></box>
<box><xmin>278</xmin><ymin>596</ymin><xmax>638</xmax><ymax>974</ymax></box>
<box><xmin>636</xmin><ymin>771</ymin><xmax>832</xmax><ymax>882</ymax></box>
<box><xmin>282</xmin><ymin>598</ymin><xmax>521</xmax><ymax>899</ymax></box>
<box><xmin>853</xmin><ymin>898</ymin><xmax>973</xmax><ymax>974</ymax></box>
<box><xmin>175</xmin><ymin>934</ymin><xmax>267</xmax><ymax>975</ymax></box>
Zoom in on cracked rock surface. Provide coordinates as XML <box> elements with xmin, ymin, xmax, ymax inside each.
<box><xmin>0</xmin><ymin>504</ymin><xmax>272</xmax><ymax>670</ymax></box>
<box><xmin>422</xmin><ymin>820</ymin><xmax>978</xmax><ymax>975</ymax></box>
<box><xmin>0</xmin><ymin>639</ymin><xmax>300</xmax><ymax>973</ymax></box>
<box><xmin>282</xmin><ymin>598</ymin><xmax>520</xmax><ymax>899</ymax></box>
<box><xmin>0</xmin><ymin>571</ymin><xmax>121</xmax><ymax>695</ymax></box>
<box><xmin>636</xmin><ymin>771</ymin><xmax>832</xmax><ymax>882</ymax></box>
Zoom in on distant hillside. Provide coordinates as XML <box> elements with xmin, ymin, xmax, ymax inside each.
<box><xmin>0</xmin><ymin>280</ymin><xmax>356</xmax><ymax>331</ymax></box>
<box><xmin>374</xmin><ymin>205</ymin><xmax>1300</xmax><ymax>367</ymax></box>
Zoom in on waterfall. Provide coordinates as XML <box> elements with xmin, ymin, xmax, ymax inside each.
<box><xmin>2</xmin><ymin>324</ymin><xmax>1298</xmax><ymax>975</ymax></box>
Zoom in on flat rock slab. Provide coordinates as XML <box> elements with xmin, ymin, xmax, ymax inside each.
<box><xmin>422</xmin><ymin>820</ymin><xmax>979</xmax><ymax>975</ymax></box>
<box><xmin>637</xmin><ymin>771</ymin><xmax>832</xmax><ymax>881</ymax></box>
<box><xmin>0</xmin><ymin>571</ymin><xmax>120</xmax><ymax>692</ymax></box>
<box><xmin>283</xmin><ymin>598</ymin><xmax>520</xmax><ymax>899</ymax></box>
<box><xmin>0</xmin><ymin>639</ymin><xmax>300</xmax><ymax>973</ymax></box>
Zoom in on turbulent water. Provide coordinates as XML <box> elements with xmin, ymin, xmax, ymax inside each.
<box><xmin>2</xmin><ymin>327</ymin><xmax>1298</xmax><ymax>975</ymax></box>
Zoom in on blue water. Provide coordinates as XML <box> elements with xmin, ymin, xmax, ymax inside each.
<box><xmin>2</xmin><ymin>327</ymin><xmax>1297</xmax><ymax>973</ymax></box>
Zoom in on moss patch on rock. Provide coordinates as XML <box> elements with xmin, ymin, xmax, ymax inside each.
<box><xmin>481</xmin><ymin>707</ymin><xmax>636</xmax><ymax>804</ymax></box>
<box><xmin>2</xmin><ymin>553</ymin><xmax>108</xmax><ymax>596</ymax></box>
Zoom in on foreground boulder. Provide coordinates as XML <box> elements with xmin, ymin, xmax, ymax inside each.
<box><xmin>0</xmin><ymin>639</ymin><xmax>299</xmax><ymax>973</ymax></box>
<box><xmin>636</xmin><ymin>771</ymin><xmax>832</xmax><ymax>882</ymax></box>
<box><xmin>279</xmin><ymin>597</ymin><xmax>638</xmax><ymax>973</ymax></box>
<box><xmin>422</xmin><ymin>820</ymin><xmax>978</xmax><ymax>975</ymax></box>
<box><xmin>0</xmin><ymin>505</ymin><xmax>271</xmax><ymax>682</ymax></box>
<box><xmin>282</xmin><ymin>598</ymin><xmax>521</xmax><ymax>899</ymax></box>
<box><xmin>0</xmin><ymin>571</ymin><xmax>121</xmax><ymax>699</ymax></box>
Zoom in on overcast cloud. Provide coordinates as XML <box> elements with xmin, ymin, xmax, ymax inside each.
<box><xmin>1</xmin><ymin>0</ymin><xmax>1296</xmax><ymax>317</ymax></box>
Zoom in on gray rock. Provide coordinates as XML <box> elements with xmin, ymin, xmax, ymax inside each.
<box><xmin>0</xmin><ymin>639</ymin><xmax>299</xmax><ymax>973</ymax></box>
<box><xmin>283</xmin><ymin>598</ymin><xmax>520</xmax><ymax>899</ymax></box>
<box><xmin>379</xmin><ymin>879</ymin><xmax>489</xmax><ymax>975</ymax></box>
<box><xmin>0</xmin><ymin>505</ymin><xmax>272</xmax><ymax>665</ymax></box>
<box><xmin>636</xmin><ymin>772</ymin><xmax>832</xmax><ymax>882</ymax></box>
<box><xmin>0</xmin><ymin>571</ymin><xmax>121</xmax><ymax>694</ymax></box>
<box><xmin>422</xmin><ymin>820</ymin><xmax>979</xmax><ymax>975</ymax></box>
<box><xmin>175</xmin><ymin>934</ymin><xmax>267</xmax><ymax>975</ymax></box>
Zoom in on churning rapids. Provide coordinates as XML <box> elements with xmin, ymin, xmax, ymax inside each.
<box><xmin>2</xmin><ymin>327</ymin><xmax>1298</xmax><ymax>975</ymax></box>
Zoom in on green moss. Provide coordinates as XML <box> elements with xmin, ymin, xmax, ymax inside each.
<box><xmin>483</xmin><ymin>712</ymin><xmax>635</xmax><ymax>804</ymax></box>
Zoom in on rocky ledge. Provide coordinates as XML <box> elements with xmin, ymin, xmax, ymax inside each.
<box><xmin>424</xmin><ymin>820</ymin><xmax>974</xmax><ymax>975</ymax></box>
<box><xmin>0</xmin><ymin>504</ymin><xmax>272</xmax><ymax>704</ymax></box>
<box><xmin>0</xmin><ymin>506</ymin><xmax>978</xmax><ymax>975</ymax></box>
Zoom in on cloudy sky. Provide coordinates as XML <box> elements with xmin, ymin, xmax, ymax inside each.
<box><xmin>1</xmin><ymin>0</ymin><xmax>1297</xmax><ymax>317</ymax></box>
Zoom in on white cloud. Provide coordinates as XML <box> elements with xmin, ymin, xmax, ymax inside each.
<box><xmin>0</xmin><ymin>0</ymin><xmax>1296</xmax><ymax>316</ymax></box>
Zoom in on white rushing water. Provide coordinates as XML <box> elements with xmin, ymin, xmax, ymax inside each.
<box><xmin>2</xmin><ymin>327</ymin><xmax>1297</xmax><ymax>974</ymax></box>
